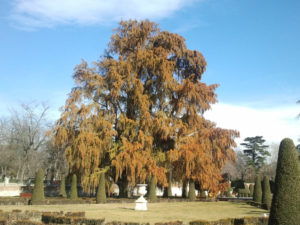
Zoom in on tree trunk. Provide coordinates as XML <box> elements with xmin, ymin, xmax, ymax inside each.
<box><xmin>20</xmin><ymin>164</ymin><xmax>26</xmax><ymax>182</ymax></box>
<box><xmin>188</xmin><ymin>179</ymin><xmax>196</xmax><ymax>200</ymax></box>
<box><xmin>163</xmin><ymin>172</ymin><xmax>173</xmax><ymax>198</ymax></box>
<box><xmin>167</xmin><ymin>171</ymin><xmax>172</xmax><ymax>197</ymax></box>
<box><xmin>182</xmin><ymin>179</ymin><xmax>188</xmax><ymax>198</ymax></box>
<box><xmin>117</xmin><ymin>172</ymin><xmax>128</xmax><ymax>198</ymax></box>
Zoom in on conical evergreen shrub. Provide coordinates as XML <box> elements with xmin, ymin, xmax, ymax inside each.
<box><xmin>262</xmin><ymin>176</ymin><xmax>272</xmax><ymax>210</ymax></box>
<box><xmin>188</xmin><ymin>179</ymin><xmax>196</xmax><ymax>201</ymax></box>
<box><xmin>69</xmin><ymin>174</ymin><xmax>78</xmax><ymax>200</ymax></box>
<box><xmin>31</xmin><ymin>169</ymin><xmax>45</xmax><ymax>203</ymax></box>
<box><xmin>249</xmin><ymin>184</ymin><xmax>254</xmax><ymax>197</ymax></box>
<box><xmin>59</xmin><ymin>176</ymin><xmax>67</xmax><ymax>198</ymax></box>
<box><xmin>96</xmin><ymin>172</ymin><xmax>106</xmax><ymax>203</ymax></box>
<box><xmin>148</xmin><ymin>175</ymin><xmax>157</xmax><ymax>201</ymax></box>
<box><xmin>253</xmin><ymin>175</ymin><xmax>262</xmax><ymax>203</ymax></box>
<box><xmin>268</xmin><ymin>138</ymin><xmax>300</xmax><ymax>225</ymax></box>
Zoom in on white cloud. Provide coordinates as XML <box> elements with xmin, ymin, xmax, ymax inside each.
<box><xmin>10</xmin><ymin>0</ymin><xmax>199</xmax><ymax>29</ymax></box>
<box><xmin>204</xmin><ymin>103</ymin><xmax>300</xmax><ymax>145</ymax></box>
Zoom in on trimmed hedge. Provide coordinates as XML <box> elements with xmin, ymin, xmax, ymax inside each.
<box><xmin>261</xmin><ymin>176</ymin><xmax>271</xmax><ymax>210</ymax></box>
<box><xmin>42</xmin><ymin>213</ymin><xmax>105</xmax><ymax>225</ymax></box>
<box><xmin>155</xmin><ymin>221</ymin><xmax>182</xmax><ymax>225</ymax></box>
<box><xmin>96</xmin><ymin>172</ymin><xmax>106</xmax><ymax>204</ymax></box>
<box><xmin>268</xmin><ymin>138</ymin><xmax>300</xmax><ymax>225</ymax></box>
<box><xmin>14</xmin><ymin>220</ymin><xmax>44</xmax><ymax>225</ymax></box>
<box><xmin>59</xmin><ymin>176</ymin><xmax>67</xmax><ymax>198</ymax></box>
<box><xmin>238</xmin><ymin>189</ymin><xmax>249</xmax><ymax>197</ymax></box>
<box><xmin>31</xmin><ymin>169</ymin><xmax>45</xmax><ymax>203</ymax></box>
<box><xmin>106</xmin><ymin>222</ymin><xmax>149</xmax><ymax>225</ymax></box>
<box><xmin>190</xmin><ymin>217</ymin><xmax>268</xmax><ymax>225</ymax></box>
<box><xmin>64</xmin><ymin>212</ymin><xmax>85</xmax><ymax>217</ymax></box>
<box><xmin>69</xmin><ymin>174</ymin><xmax>78</xmax><ymax>200</ymax></box>
<box><xmin>0</xmin><ymin>197</ymin><xmax>29</xmax><ymax>205</ymax></box>
<box><xmin>253</xmin><ymin>175</ymin><xmax>262</xmax><ymax>203</ymax></box>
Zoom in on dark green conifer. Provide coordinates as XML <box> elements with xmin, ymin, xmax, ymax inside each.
<box><xmin>253</xmin><ymin>175</ymin><xmax>262</xmax><ymax>203</ymax></box>
<box><xmin>31</xmin><ymin>169</ymin><xmax>45</xmax><ymax>203</ymax></box>
<box><xmin>188</xmin><ymin>179</ymin><xmax>196</xmax><ymax>201</ymax></box>
<box><xmin>269</xmin><ymin>138</ymin><xmax>300</xmax><ymax>225</ymax></box>
<box><xmin>96</xmin><ymin>172</ymin><xmax>106</xmax><ymax>203</ymax></box>
<box><xmin>59</xmin><ymin>176</ymin><xmax>67</xmax><ymax>198</ymax></box>
<box><xmin>148</xmin><ymin>175</ymin><xmax>157</xmax><ymax>201</ymax></box>
<box><xmin>262</xmin><ymin>176</ymin><xmax>272</xmax><ymax>210</ymax></box>
<box><xmin>69</xmin><ymin>174</ymin><xmax>78</xmax><ymax>200</ymax></box>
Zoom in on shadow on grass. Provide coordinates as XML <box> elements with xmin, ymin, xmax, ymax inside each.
<box><xmin>119</xmin><ymin>207</ymin><xmax>135</xmax><ymax>211</ymax></box>
<box><xmin>245</xmin><ymin>210</ymin><xmax>267</xmax><ymax>215</ymax></box>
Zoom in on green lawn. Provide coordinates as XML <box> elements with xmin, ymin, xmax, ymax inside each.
<box><xmin>0</xmin><ymin>201</ymin><xmax>268</xmax><ymax>224</ymax></box>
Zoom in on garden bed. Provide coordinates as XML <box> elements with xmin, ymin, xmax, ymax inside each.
<box><xmin>0</xmin><ymin>201</ymin><xmax>268</xmax><ymax>224</ymax></box>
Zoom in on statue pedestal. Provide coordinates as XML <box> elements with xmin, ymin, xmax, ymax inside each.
<box><xmin>135</xmin><ymin>184</ymin><xmax>148</xmax><ymax>211</ymax></box>
<box><xmin>135</xmin><ymin>195</ymin><xmax>148</xmax><ymax>210</ymax></box>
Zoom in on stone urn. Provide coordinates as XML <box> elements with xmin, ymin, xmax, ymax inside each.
<box><xmin>135</xmin><ymin>184</ymin><xmax>148</xmax><ymax>211</ymax></box>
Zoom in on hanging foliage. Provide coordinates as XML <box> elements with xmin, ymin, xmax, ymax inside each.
<box><xmin>51</xmin><ymin>20</ymin><xmax>238</xmax><ymax>194</ymax></box>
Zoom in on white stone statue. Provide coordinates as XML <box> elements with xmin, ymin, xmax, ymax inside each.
<box><xmin>135</xmin><ymin>184</ymin><xmax>148</xmax><ymax>211</ymax></box>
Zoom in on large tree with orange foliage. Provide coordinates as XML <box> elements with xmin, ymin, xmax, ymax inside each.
<box><xmin>51</xmin><ymin>20</ymin><xmax>238</xmax><ymax>195</ymax></box>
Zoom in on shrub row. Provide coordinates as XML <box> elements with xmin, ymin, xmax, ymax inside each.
<box><xmin>64</xmin><ymin>212</ymin><xmax>85</xmax><ymax>218</ymax></box>
<box><xmin>29</xmin><ymin>199</ymin><xmax>93</xmax><ymax>205</ymax></box>
<box><xmin>13</xmin><ymin>220</ymin><xmax>44</xmax><ymax>225</ymax></box>
<box><xmin>42</xmin><ymin>214</ymin><xmax>104</xmax><ymax>225</ymax></box>
<box><xmin>155</xmin><ymin>221</ymin><xmax>182</xmax><ymax>225</ymax></box>
<box><xmin>0</xmin><ymin>197</ymin><xmax>28</xmax><ymax>205</ymax></box>
<box><xmin>190</xmin><ymin>216</ymin><xmax>268</xmax><ymax>225</ymax></box>
<box><xmin>0</xmin><ymin>210</ymin><xmax>42</xmax><ymax>221</ymax></box>
<box><xmin>237</xmin><ymin>189</ymin><xmax>250</xmax><ymax>197</ymax></box>
<box><xmin>0</xmin><ymin>214</ymin><xmax>268</xmax><ymax>225</ymax></box>
<box><xmin>0</xmin><ymin>210</ymin><xmax>87</xmax><ymax>224</ymax></box>
<box><xmin>105</xmin><ymin>222</ymin><xmax>149</xmax><ymax>225</ymax></box>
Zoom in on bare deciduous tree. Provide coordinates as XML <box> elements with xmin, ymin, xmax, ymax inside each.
<box><xmin>2</xmin><ymin>103</ymin><xmax>50</xmax><ymax>181</ymax></box>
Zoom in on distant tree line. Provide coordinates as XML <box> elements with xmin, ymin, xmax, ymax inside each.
<box><xmin>0</xmin><ymin>102</ymin><xmax>67</xmax><ymax>183</ymax></box>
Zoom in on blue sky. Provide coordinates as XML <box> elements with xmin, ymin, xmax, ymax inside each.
<box><xmin>0</xmin><ymin>0</ymin><xmax>299</xmax><ymax>144</ymax></box>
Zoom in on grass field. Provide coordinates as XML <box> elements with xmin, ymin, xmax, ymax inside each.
<box><xmin>0</xmin><ymin>201</ymin><xmax>267</xmax><ymax>224</ymax></box>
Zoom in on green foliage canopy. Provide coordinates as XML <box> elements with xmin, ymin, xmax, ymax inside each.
<box><xmin>241</xmin><ymin>136</ymin><xmax>270</xmax><ymax>171</ymax></box>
